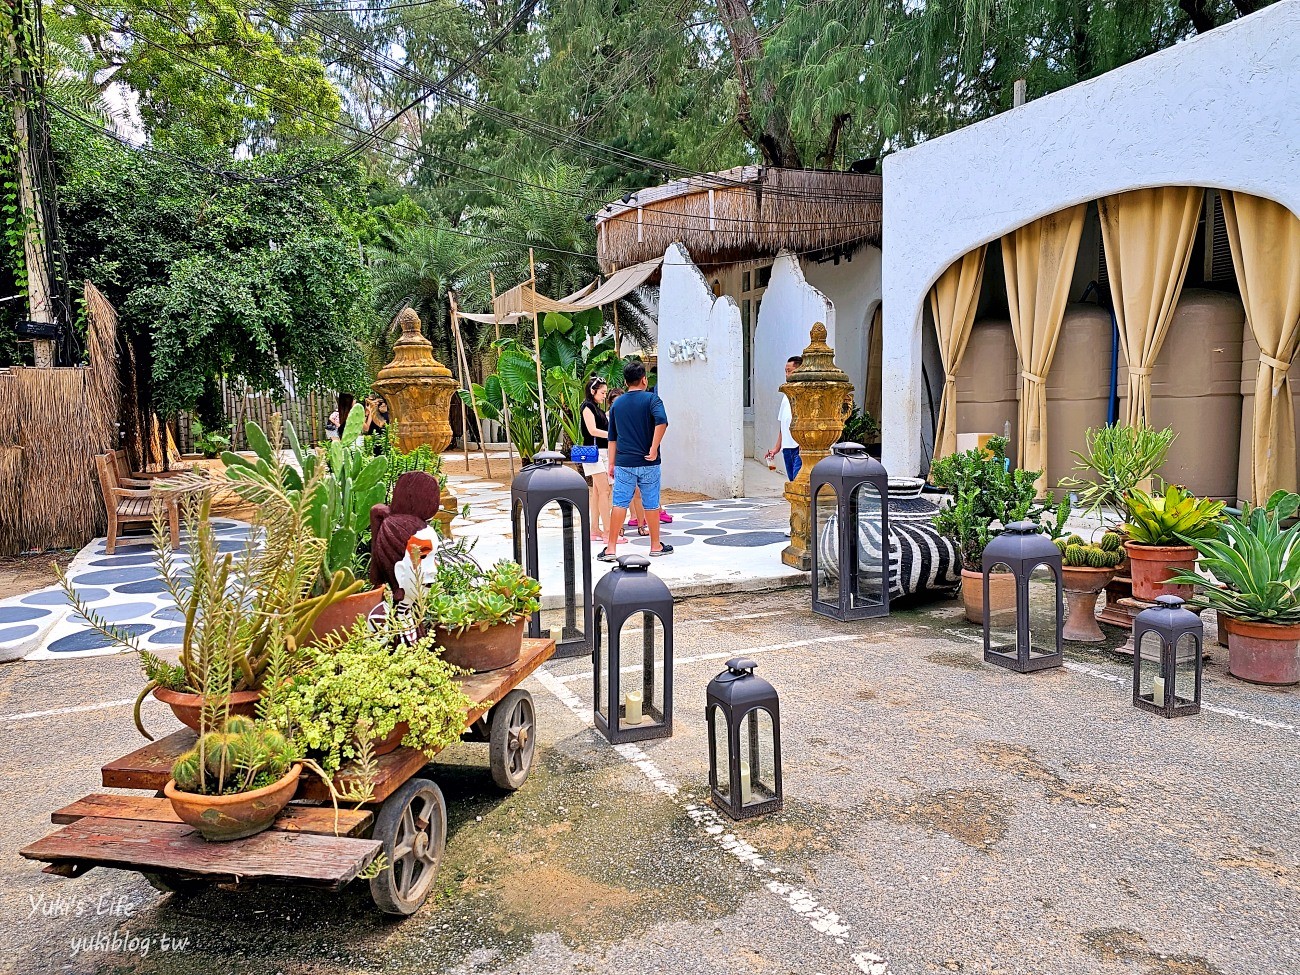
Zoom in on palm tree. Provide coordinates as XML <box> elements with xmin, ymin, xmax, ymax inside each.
<box><xmin>367</xmin><ymin>224</ymin><xmax>502</xmax><ymax>372</ymax></box>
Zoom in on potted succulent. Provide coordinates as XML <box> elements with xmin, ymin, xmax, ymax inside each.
<box><xmin>930</xmin><ymin>436</ymin><xmax>1065</xmax><ymax>623</ymax></box>
<box><xmin>225</xmin><ymin>409</ymin><xmax>390</xmax><ymax>642</ymax></box>
<box><xmin>1123</xmin><ymin>484</ymin><xmax>1224</xmax><ymax>601</ymax></box>
<box><xmin>265</xmin><ymin>618</ymin><xmax>475</xmax><ymax>775</ymax></box>
<box><xmin>60</xmin><ymin>454</ymin><xmax>362</xmax><ymax>739</ymax></box>
<box><xmin>422</xmin><ymin>559</ymin><xmax>542</xmax><ymax>672</ymax></box>
<box><xmin>1058</xmin><ymin>424</ymin><xmax>1176</xmax><ymax>528</ymax></box>
<box><xmin>1168</xmin><ymin>491</ymin><xmax>1300</xmax><ymax>685</ymax></box>
<box><xmin>164</xmin><ymin>716</ymin><xmax>303</xmax><ymax>841</ymax></box>
<box><xmin>1056</xmin><ymin>532</ymin><xmax>1124</xmax><ymax>642</ymax></box>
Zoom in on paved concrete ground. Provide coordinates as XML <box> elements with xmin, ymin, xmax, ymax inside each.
<box><xmin>2</xmin><ymin>590</ymin><xmax>1299</xmax><ymax>975</ymax></box>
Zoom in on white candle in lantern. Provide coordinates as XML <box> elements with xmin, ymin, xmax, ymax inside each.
<box><xmin>624</xmin><ymin>690</ymin><xmax>643</xmax><ymax>725</ymax></box>
<box><xmin>739</xmin><ymin>758</ymin><xmax>753</xmax><ymax>804</ymax></box>
<box><xmin>1152</xmin><ymin>676</ymin><xmax>1165</xmax><ymax>708</ymax></box>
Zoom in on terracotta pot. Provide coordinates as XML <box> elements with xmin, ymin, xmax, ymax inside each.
<box><xmin>1124</xmin><ymin>542</ymin><xmax>1198</xmax><ymax>602</ymax></box>
<box><xmin>165</xmin><ymin>763</ymin><xmax>302</xmax><ymax>842</ymax></box>
<box><xmin>960</xmin><ymin>568</ymin><xmax>1015</xmax><ymax>625</ymax></box>
<box><xmin>436</xmin><ymin>617</ymin><xmax>525</xmax><ymax>672</ymax></box>
<box><xmin>365</xmin><ymin>720</ymin><xmax>410</xmax><ymax>757</ymax></box>
<box><xmin>1061</xmin><ymin>566</ymin><xmax>1117</xmax><ymax>643</ymax></box>
<box><xmin>1221</xmin><ymin>616</ymin><xmax>1300</xmax><ymax>686</ymax></box>
<box><xmin>304</xmin><ymin>586</ymin><xmax>387</xmax><ymax>646</ymax></box>
<box><xmin>153</xmin><ymin>687</ymin><xmax>260</xmax><ymax>733</ymax></box>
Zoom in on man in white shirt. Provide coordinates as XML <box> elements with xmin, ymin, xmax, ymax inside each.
<box><xmin>763</xmin><ymin>355</ymin><xmax>803</xmax><ymax>481</ymax></box>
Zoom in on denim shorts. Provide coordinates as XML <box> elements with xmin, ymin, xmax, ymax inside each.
<box><xmin>612</xmin><ymin>465</ymin><xmax>661</xmax><ymax>510</ymax></box>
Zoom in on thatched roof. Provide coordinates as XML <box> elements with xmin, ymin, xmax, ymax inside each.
<box><xmin>595</xmin><ymin>166</ymin><xmax>882</xmax><ymax>273</ymax></box>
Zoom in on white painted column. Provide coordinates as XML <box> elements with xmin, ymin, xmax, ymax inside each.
<box><xmin>881</xmin><ymin>284</ymin><xmax>925</xmax><ymax>478</ymax></box>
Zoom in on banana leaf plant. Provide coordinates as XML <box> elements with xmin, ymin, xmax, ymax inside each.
<box><xmin>224</xmin><ymin>406</ymin><xmax>387</xmax><ymax>590</ymax></box>
<box><xmin>1123</xmin><ymin>484</ymin><xmax>1225</xmax><ymax>546</ymax></box>
<box><xmin>1168</xmin><ymin>490</ymin><xmax>1300</xmax><ymax>625</ymax></box>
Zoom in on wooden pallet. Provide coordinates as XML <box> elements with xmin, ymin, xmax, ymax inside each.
<box><xmin>51</xmin><ymin>793</ymin><xmax>373</xmax><ymax>836</ymax></box>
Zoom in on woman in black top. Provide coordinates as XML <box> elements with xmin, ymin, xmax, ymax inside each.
<box><xmin>580</xmin><ymin>379</ymin><xmax>611</xmax><ymax>540</ymax></box>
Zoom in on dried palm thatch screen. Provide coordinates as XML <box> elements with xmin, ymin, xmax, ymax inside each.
<box><xmin>0</xmin><ymin>283</ymin><xmax>120</xmax><ymax>554</ymax></box>
<box><xmin>595</xmin><ymin>166</ymin><xmax>883</xmax><ymax>273</ymax></box>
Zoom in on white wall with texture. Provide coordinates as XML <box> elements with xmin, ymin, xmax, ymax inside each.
<box><xmin>753</xmin><ymin>252</ymin><xmax>834</xmax><ymax>460</ymax></box>
<box><xmin>881</xmin><ymin>2</ymin><xmax>1300</xmax><ymax>477</ymax></box>
<box><xmin>657</xmin><ymin>243</ymin><xmax>745</xmax><ymax>498</ymax></box>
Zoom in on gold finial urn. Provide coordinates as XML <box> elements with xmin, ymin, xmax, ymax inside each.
<box><xmin>372</xmin><ymin>308</ymin><xmax>457</xmax><ymax>454</ymax></box>
<box><xmin>781</xmin><ymin>322</ymin><xmax>855</xmax><ymax>571</ymax></box>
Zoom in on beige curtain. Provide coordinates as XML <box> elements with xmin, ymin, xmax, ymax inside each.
<box><xmin>1223</xmin><ymin>191</ymin><xmax>1300</xmax><ymax>500</ymax></box>
<box><xmin>929</xmin><ymin>248</ymin><xmax>987</xmax><ymax>460</ymax></box>
<box><xmin>1098</xmin><ymin>186</ymin><xmax>1203</xmax><ymax>428</ymax></box>
<box><xmin>865</xmin><ymin>304</ymin><xmax>883</xmax><ymax>425</ymax></box>
<box><xmin>1001</xmin><ymin>206</ymin><xmax>1087</xmax><ymax>494</ymax></box>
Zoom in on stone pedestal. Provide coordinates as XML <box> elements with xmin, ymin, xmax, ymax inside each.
<box><xmin>1097</xmin><ymin>576</ymin><xmax>1135</xmax><ymax>628</ymax></box>
<box><xmin>373</xmin><ymin>308</ymin><xmax>461</xmax><ymax>527</ymax></box>
<box><xmin>781</xmin><ymin>323</ymin><xmax>854</xmax><ymax>571</ymax></box>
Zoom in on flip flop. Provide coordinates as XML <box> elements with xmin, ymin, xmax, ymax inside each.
<box><xmin>649</xmin><ymin>543</ymin><xmax>674</xmax><ymax>557</ymax></box>
<box><xmin>597</xmin><ymin>548</ymin><xmax>618</xmax><ymax>563</ymax></box>
<box><xmin>627</xmin><ymin>519</ymin><xmax>640</xmax><ymax>528</ymax></box>
<box><xmin>637</xmin><ymin>523</ymin><xmax>650</xmax><ymax>537</ymax></box>
<box><xmin>659</xmin><ymin>511</ymin><xmax>673</xmax><ymax>523</ymax></box>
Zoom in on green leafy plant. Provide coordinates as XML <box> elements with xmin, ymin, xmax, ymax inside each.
<box><xmin>224</xmin><ymin>408</ymin><xmax>386</xmax><ymax>587</ymax></box>
<box><xmin>1124</xmin><ymin>484</ymin><xmax>1225</xmax><ymax>546</ymax></box>
<box><xmin>265</xmin><ymin>618</ymin><xmax>476</xmax><ymax>776</ymax></box>
<box><xmin>930</xmin><ymin>435</ymin><xmax>1064</xmax><ymax>572</ymax></box>
<box><xmin>191</xmin><ymin>420</ymin><xmax>231</xmax><ymax>459</ymax></box>
<box><xmin>422</xmin><ymin>558</ymin><xmax>541</xmax><ymax>635</ymax></box>
<box><xmin>1167</xmin><ymin>491</ymin><xmax>1300</xmax><ymax>625</ymax></box>
<box><xmin>840</xmin><ymin>406</ymin><xmax>880</xmax><ymax>445</ymax></box>
<box><xmin>1058</xmin><ymin>424</ymin><xmax>1176</xmax><ymax>524</ymax></box>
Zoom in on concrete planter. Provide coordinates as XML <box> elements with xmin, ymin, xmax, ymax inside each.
<box><xmin>1221</xmin><ymin>616</ymin><xmax>1300</xmax><ymax>686</ymax></box>
<box><xmin>1061</xmin><ymin>566</ymin><xmax>1117</xmax><ymax>643</ymax></box>
<box><xmin>1124</xmin><ymin>542</ymin><xmax>1198</xmax><ymax>602</ymax></box>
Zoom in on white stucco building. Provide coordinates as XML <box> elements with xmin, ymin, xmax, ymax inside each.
<box><xmin>596</xmin><ymin>166</ymin><xmax>883</xmax><ymax>497</ymax></box>
<box><xmin>880</xmin><ymin>1</ymin><xmax>1300</xmax><ymax>504</ymax></box>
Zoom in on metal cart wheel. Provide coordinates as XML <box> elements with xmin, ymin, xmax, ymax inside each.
<box><xmin>142</xmin><ymin>872</ymin><xmax>211</xmax><ymax>896</ymax></box>
<box><xmin>369</xmin><ymin>777</ymin><xmax>446</xmax><ymax>916</ymax></box>
<box><xmin>488</xmin><ymin>689</ymin><xmax>536</xmax><ymax>791</ymax></box>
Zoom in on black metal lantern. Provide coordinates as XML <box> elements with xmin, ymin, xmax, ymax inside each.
<box><xmin>593</xmin><ymin>555</ymin><xmax>673</xmax><ymax>743</ymax></box>
<box><xmin>1132</xmin><ymin>595</ymin><xmax>1203</xmax><ymax>717</ymax></box>
<box><xmin>810</xmin><ymin>442</ymin><xmax>890</xmax><ymax>621</ymax></box>
<box><xmin>511</xmin><ymin>451</ymin><xmax>593</xmax><ymax>658</ymax></box>
<box><xmin>981</xmin><ymin>521</ymin><xmax>1063</xmax><ymax>672</ymax></box>
<box><xmin>706</xmin><ymin>657</ymin><xmax>782</xmax><ymax>820</ymax></box>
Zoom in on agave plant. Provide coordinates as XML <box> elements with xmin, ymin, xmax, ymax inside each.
<box><xmin>1124</xmin><ymin>484</ymin><xmax>1225</xmax><ymax>546</ymax></box>
<box><xmin>1168</xmin><ymin>491</ymin><xmax>1300</xmax><ymax>625</ymax></box>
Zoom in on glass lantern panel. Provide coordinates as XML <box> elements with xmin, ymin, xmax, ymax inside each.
<box><xmin>985</xmin><ymin>561</ymin><xmax>1017</xmax><ymax>653</ymax></box>
<box><xmin>709</xmin><ymin>706</ymin><xmax>730</xmax><ymax>802</ymax></box>
<box><xmin>1026</xmin><ymin>563</ymin><xmax>1061</xmax><ymax>657</ymax></box>
<box><xmin>535</xmin><ymin>500</ymin><xmax>584</xmax><ymax>643</ymax></box>
<box><xmin>1137</xmin><ymin>630</ymin><xmax>1166</xmax><ymax>705</ymax></box>
<box><xmin>1174</xmin><ymin>632</ymin><xmax>1200</xmax><ymax>704</ymax></box>
<box><xmin>849</xmin><ymin>483</ymin><xmax>886</xmax><ymax>609</ymax></box>
<box><xmin>618</xmin><ymin>611</ymin><xmax>666</xmax><ymax>731</ymax></box>
<box><xmin>594</xmin><ymin>606</ymin><xmax>607</xmax><ymax>723</ymax></box>
<box><xmin>741</xmin><ymin>707</ymin><xmax>778</xmax><ymax>807</ymax></box>
<box><xmin>511</xmin><ymin>500</ymin><xmax>526</xmax><ymax>565</ymax></box>
<box><xmin>814</xmin><ymin>483</ymin><xmax>840</xmax><ymax>606</ymax></box>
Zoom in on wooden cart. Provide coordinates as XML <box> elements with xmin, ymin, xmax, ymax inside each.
<box><xmin>20</xmin><ymin>638</ymin><xmax>556</xmax><ymax>916</ymax></box>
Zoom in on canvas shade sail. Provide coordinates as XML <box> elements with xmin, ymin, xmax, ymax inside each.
<box><xmin>1098</xmin><ymin>186</ymin><xmax>1203</xmax><ymax>429</ymax></box>
<box><xmin>1222</xmin><ymin>191</ymin><xmax>1300</xmax><ymax>500</ymax></box>
<box><xmin>490</xmin><ymin>258</ymin><xmax>661</xmax><ymax>318</ymax></box>
<box><xmin>929</xmin><ymin>248</ymin><xmax>987</xmax><ymax>461</ymax></box>
<box><xmin>455</xmin><ymin>311</ymin><xmax>527</xmax><ymax>325</ymax></box>
<box><xmin>1001</xmin><ymin>205</ymin><xmax>1086</xmax><ymax>494</ymax></box>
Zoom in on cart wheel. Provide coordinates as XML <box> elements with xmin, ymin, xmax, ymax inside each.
<box><xmin>369</xmin><ymin>777</ymin><xmax>446</xmax><ymax>916</ymax></box>
<box><xmin>142</xmin><ymin>872</ymin><xmax>211</xmax><ymax>896</ymax></box>
<box><xmin>489</xmin><ymin>689</ymin><xmax>536</xmax><ymax>791</ymax></box>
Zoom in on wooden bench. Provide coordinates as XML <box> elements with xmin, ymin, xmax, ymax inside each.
<box><xmin>95</xmin><ymin>453</ymin><xmax>182</xmax><ymax>553</ymax></box>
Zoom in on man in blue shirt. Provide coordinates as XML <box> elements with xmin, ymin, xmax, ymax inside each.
<box><xmin>600</xmin><ymin>360</ymin><xmax>673</xmax><ymax>560</ymax></box>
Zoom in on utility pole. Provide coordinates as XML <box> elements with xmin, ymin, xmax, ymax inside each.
<box><xmin>5</xmin><ymin>0</ymin><xmax>56</xmax><ymax>366</ymax></box>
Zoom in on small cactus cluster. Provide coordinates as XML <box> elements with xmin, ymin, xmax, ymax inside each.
<box><xmin>171</xmin><ymin>716</ymin><xmax>297</xmax><ymax>796</ymax></box>
<box><xmin>1054</xmin><ymin>532</ymin><xmax>1124</xmax><ymax>568</ymax></box>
